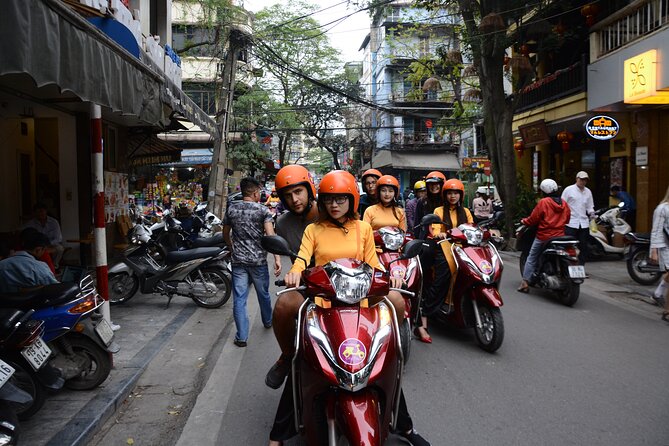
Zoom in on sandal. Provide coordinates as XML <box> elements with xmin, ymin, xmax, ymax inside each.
<box><xmin>414</xmin><ymin>326</ymin><xmax>432</xmax><ymax>344</ymax></box>
<box><xmin>517</xmin><ymin>286</ymin><xmax>530</xmax><ymax>293</ymax></box>
<box><xmin>661</xmin><ymin>312</ymin><xmax>669</xmax><ymax>323</ymax></box>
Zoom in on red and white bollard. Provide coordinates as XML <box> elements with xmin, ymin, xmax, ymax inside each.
<box><xmin>90</xmin><ymin>103</ymin><xmax>111</xmax><ymax>325</ymax></box>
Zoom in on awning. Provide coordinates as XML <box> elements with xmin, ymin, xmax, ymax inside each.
<box><xmin>0</xmin><ymin>0</ymin><xmax>218</xmax><ymax>137</ymax></box>
<box><xmin>364</xmin><ymin>151</ymin><xmax>461</xmax><ymax>171</ymax></box>
<box><xmin>127</xmin><ymin>134</ymin><xmax>181</xmax><ymax>166</ymax></box>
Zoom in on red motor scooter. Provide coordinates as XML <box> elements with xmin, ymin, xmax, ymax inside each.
<box><xmin>373</xmin><ymin>227</ymin><xmax>422</xmax><ymax>362</ymax></box>
<box><xmin>420</xmin><ymin>214</ymin><xmax>505</xmax><ymax>353</ymax></box>
<box><xmin>262</xmin><ymin>235</ymin><xmax>423</xmax><ymax>445</ymax></box>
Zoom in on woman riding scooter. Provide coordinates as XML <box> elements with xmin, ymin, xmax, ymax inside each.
<box><xmin>363</xmin><ymin>174</ymin><xmax>407</xmax><ymax>230</ymax></box>
<box><xmin>417</xmin><ymin>179</ymin><xmax>473</xmax><ymax>343</ymax></box>
<box><xmin>278</xmin><ymin>170</ymin><xmax>430</xmax><ymax>446</ymax></box>
<box><xmin>517</xmin><ymin>179</ymin><xmax>571</xmax><ymax>293</ymax></box>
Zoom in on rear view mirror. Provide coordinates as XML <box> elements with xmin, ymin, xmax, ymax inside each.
<box><xmin>420</xmin><ymin>214</ymin><xmax>443</xmax><ymax>226</ymax></box>
<box><xmin>261</xmin><ymin>235</ymin><xmax>295</xmax><ymax>256</ymax></box>
<box><xmin>401</xmin><ymin>239</ymin><xmax>423</xmax><ymax>259</ymax></box>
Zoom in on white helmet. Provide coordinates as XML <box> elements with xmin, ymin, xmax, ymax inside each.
<box><xmin>539</xmin><ymin>178</ymin><xmax>559</xmax><ymax>194</ymax></box>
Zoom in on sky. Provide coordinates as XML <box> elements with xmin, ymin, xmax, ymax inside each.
<box><xmin>243</xmin><ymin>0</ymin><xmax>371</xmax><ymax>62</ymax></box>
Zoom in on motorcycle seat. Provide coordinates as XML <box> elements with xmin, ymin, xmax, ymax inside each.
<box><xmin>165</xmin><ymin>247</ymin><xmax>222</xmax><ymax>264</ymax></box>
<box><xmin>0</xmin><ymin>308</ymin><xmax>25</xmax><ymax>338</ymax></box>
<box><xmin>0</xmin><ymin>282</ymin><xmax>81</xmax><ymax>310</ymax></box>
<box><xmin>628</xmin><ymin>232</ymin><xmax>650</xmax><ymax>241</ymax></box>
<box><xmin>545</xmin><ymin>235</ymin><xmax>578</xmax><ymax>244</ymax></box>
<box><xmin>191</xmin><ymin>233</ymin><xmax>224</xmax><ymax>248</ymax></box>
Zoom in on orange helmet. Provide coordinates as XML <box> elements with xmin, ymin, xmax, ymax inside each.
<box><xmin>375</xmin><ymin>174</ymin><xmax>400</xmax><ymax>199</ymax></box>
<box><xmin>442</xmin><ymin>179</ymin><xmax>465</xmax><ymax>200</ymax></box>
<box><xmin>274</xmin><ymin>165</ymin><xmax>316</xmax><ymax>203</ymax></box>
<box><xmin>318</xmin><ymin>170</ymin><xmax>360</xmax><ymax>210</ymax></box>
<box><xmin>361</xmin><ymin>168</ymin><xmax>382</xmax><ymax>182</ymax></box>
<box><xmin>425</xmin><ymin>171</ymin><xmax>446</xmax><ymax>184</ymax></box>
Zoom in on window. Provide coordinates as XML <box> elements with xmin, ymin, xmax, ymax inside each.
<box><xmin>104</xmin><ymin>126</ymin><xmax>118</xmax><ymax>170</ymax></box>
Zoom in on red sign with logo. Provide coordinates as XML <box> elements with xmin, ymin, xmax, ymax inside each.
<box><xmin>425</xmin><ymin>119</ymin><xmax>433</xmax><ymax>129</ymax></box>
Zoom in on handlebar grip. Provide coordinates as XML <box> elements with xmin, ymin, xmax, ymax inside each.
<box><xmin>275</xmin><ymin>279</ymin><xmax>286</xmax><ymax>287</ymax></box>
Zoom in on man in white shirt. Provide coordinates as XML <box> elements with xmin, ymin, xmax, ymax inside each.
<box><xmin>561</xmin><ymin>171</ymin><xmax>595</xmax><ymax>266</ymax></box>
<box><xmin>23</xmin><ymin>203</ymin><xmax>64</xmax><ymax>269</ymax></box>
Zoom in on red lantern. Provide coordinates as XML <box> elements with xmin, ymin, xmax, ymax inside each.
<box><xmin>581</xmin><ymin>4</ymin><xmax>600</xmax><ymax>27</ymax></box>
<box><xmin>556</xmin><ymin>130</ymin><xmax>573</xmax><ymax>152</ymax></box>
<box><xmin>514</xmin><ymin>140</ymin><xmax>525</xmax><ymax>158</ymax></box>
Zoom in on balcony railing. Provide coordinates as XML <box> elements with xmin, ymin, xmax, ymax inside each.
<box><xmin>391</xmin><ymin>131</ymin><xmax>458</xmax><ymax>148</ymax></box>
<box><xmin>592</xmin><ymin>0</ymin><xmax>669</xmax><ymax>58</ymax></box>
<box><xmin>514</xmin><ymin>61</ymin><xmax>586</xmax><ymax>113</ymax></box>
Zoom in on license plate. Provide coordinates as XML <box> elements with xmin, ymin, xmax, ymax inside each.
<box><xmin>0</xmin><ymin>360</ymin><xmax>15</xmax><ymax>388</ymax></box>
<box><xmin>21</xmin><ymin>337</ymin><xmax>52</xmax><ymax>371</ymax></box>
<box><xmin>568</xmin><ymin>265</ymin><xmax>586</xmax><ymax>279</ymax></box>
<box><xmin>95</xmin><ymin>318</ymin><xmax>114</xmax><ymax>346</ymax></box>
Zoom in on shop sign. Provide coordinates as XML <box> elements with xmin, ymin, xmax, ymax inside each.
<box><xmin>636</xmin><ymin>146</ymin><xmax>648</xmax><ymax>166</ymax></box>
<box><xmin>518</xmin><ymin>120</ymin><xmax>550</xmax><ymax>147</ymax></box>
<box><xmin>624</xmin><ymin>49</ymin><xmax>669</xmax><ymax>104</ymax></box>
<box><xmin>463</xmin><ymin>157</ymin><xmax>490</xmax><ymax>169</ymax></box>
<box><xmin>584</xmin><ymin>115</ymin><xmax>619</xmax><ymax>140</ymax></box>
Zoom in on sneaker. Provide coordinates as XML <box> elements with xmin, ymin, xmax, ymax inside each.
<box><xmin>265</xmin><ymin>355</ymin><xmax>291</xmax><ymax>389</ymax></box>
<box><xmin>397</xmin><ymin>429</ymin><xmax>431</xmax><ymax>446</ymax></box>
<box><xmin>263</xmin><ymin>322</ymin><xmax>273</xmax><ymax>329</ymax></box>
<box><xmin>233</xmin><ymin>339</ymin><xmax>247</xmax><ymax>348</ymax></box>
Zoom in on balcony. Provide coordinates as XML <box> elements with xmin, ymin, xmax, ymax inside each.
<box><xmin>592</xmin><ymin>0</ymin><xmax>669</xmax><ymax>59</ymax></box>
<box><xmin>514</xmin><ymin>60</ymin><xmax>586</xmax><ymax>113</ymax></box>
<box><xmin>390</xmin><ymin>131</ymin><xmax>458</xmax><ymax>150</ymax></box>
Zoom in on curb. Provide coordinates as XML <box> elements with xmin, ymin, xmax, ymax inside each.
<box><xmin>44</xmin><ymin>305</ymin><xmax>197</xmax><ymax>446</ymax></box>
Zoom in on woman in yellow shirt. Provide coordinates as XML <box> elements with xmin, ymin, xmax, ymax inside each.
<box><xmin>281</xmin><ymin>170</ymin><xmax>430</xmax><ymax>446</ymax></box>
<box><xmin>362</xmin><ymin>174</ymin><xmax>407</xmax><ymax>231</ymax></box>
<box><xmin>416</xmin><ymin>178</ymin><xmax>473</xmax><ymax>342</ymax></box>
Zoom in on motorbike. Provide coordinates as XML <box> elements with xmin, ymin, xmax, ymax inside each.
<box><xmin>108</xmin><ymin>222</ymin><xmax>231</xmax><ymax>308</ymax></box>
<box><xmin>261</xmin><ymin>235</ymin><xmax>423</xmax><ymax>445</ymax></box>
<box><xmin>373</xmin><ymin>227</ymin><xmax>421</xmax><ymax>362</ymax></box>
<box><xmin>0</xmin><ymin>307</ymin><xmax>44</xmax><ymax>429</ymax></box>
<box><xmin>420</xmin><ymin>214</ymin><xmax>505</xmax><ymax>352</ymax></box>
<box><xmin>0</xmin><ymin>276</ymin><xmax>116</xmax><ymax>391</ymax></box>
<box><xmin>623</xmin><ymin>232</ymin><xmax>663</xmax><ymax>285</ymax></box>
<box><xmin>587</xmin><ymin>203</ymin><xmax>631</xmax><ymax>259</ymax></box>
<box><xmin>477</xmin><ymin>209</ymin><xmax>506</xmax><ymax>250</ymax></box>
<box><xmin>516</xmin><ymin>224</ymin><xmax>584</xmax><ymax>306</ymax></box>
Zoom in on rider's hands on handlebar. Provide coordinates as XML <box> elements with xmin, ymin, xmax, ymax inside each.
<box><xmin>389</xmin><ymin>276</ymin><xmax>403</xmax><ymax>289</ymax></box>
<box><xmin>435</xmin><ymin>232</ymin><xmax>448</xmax><ymax>240</ymax></box>
<box><xmin>284</xmin><ymin>271</ymin><xmax>301</xmax><ymax>288</ymax></box>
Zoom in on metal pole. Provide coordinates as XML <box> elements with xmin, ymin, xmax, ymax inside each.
<box><xmin>90</xmin><ymin>103</ymin><xmax>111</xmax><ymax>323</ymax></box>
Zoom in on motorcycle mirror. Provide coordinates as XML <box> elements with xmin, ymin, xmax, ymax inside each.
<box><xmin>400</xmin><ymin>239</ymin><xmax>423</xmax><ymax>259</ymax></box>
<box><xmin>261</xmin><ymin>235</ymin><xmax>307</xmax><ymax>269</ymax></box>
<box><xmin>419</xmin><ymin>213</ymin><xmax>443</xmax><ymax>227</ymax></box>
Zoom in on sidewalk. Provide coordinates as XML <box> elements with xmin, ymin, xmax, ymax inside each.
<box><xmin>19</xmin><ymin>292</ymin><xmax>232</xmax><ymax>446</ymax></box>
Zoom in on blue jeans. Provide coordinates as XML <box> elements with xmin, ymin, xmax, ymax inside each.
<box><xmin>231</xmin><ymin>264</ymin><xmax>272</xmax><ymax>342</ymax></box>
<box><xmin>523</xmin><ymin>238</ymin><xmax>545</xmax><ymax>282</ymax></box>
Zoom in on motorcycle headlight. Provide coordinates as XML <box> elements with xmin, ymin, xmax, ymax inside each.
<box><xmin>379</xmin><ymin>228</ymin><xmax>404</xmax><ymax>251</ymax></box>
<box><xmin>325</xmin><ymin>262</ymin><xmax>373</xmax><ymax>304</ymax></box>
<box><xmin>460</xmin><ymin>225</ymin><xmax>484</xmax><ymax>246</ymax></box>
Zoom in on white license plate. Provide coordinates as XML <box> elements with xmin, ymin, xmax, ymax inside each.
<box><xmin>21</xmin><ymin>337</ymin><xmax>52</xmax><ymax>371</ymax></box>
<box><xmin>0</xmin><ymin>360</ymin><xmax>15</xmax><ymax>388</ymax></box>
<box><xmin>568</xmin><ymin>265</ymin><xmax>586</xmax><ymax>279</ymax></box>
<box><xmin>95</xmin><ymin>319</ymin><xmax>114</xmax><ymax>346</ymax></box>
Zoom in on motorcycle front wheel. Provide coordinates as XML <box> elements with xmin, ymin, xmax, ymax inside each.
<box><xmin>627</xmin><ymin>249</ymin><xmax>662</xmax><ymax>285</ymax></box>
<box><xmin>400</xmin><ymin>319</ymin><xmax>411</xmax><ymax>364</ymax></box>
<box><xmin>474</xmin><ymin>301</ymin><xmax>504</xmax><ymax>353</ymax></box>
<box><xmin>108</xmin><ymin>272</ymin><xmax>139</xmax><ymax>305</ymax></box>
<box><xmin>63</xmin><ymin>336</ymin><xmax>112</xmax><ymax>390</ymax></box>
<box><xmin>189</xmin><ymin>268</ymin><xmax>231</xmax><ymax>308</ymax></box>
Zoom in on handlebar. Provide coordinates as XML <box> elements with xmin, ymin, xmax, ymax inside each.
<box><xmin>275</xmin><ymin>279</ymin><xmax>286</xmax><ymax>287</ymax></box>
<box><xmin>390</xmin><ymin>287</ymin><xmax>415</xmax><ymax>297</ymax></box>
<box><xmin>276</xmin><ymin>285</ymin><xmax>306</xmax><ymax>296</ymax></box>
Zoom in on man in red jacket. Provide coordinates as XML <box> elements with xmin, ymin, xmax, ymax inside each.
<box><xmin>518</xmin><ymin>179</ymin><xmax>571</xmax><ymax>292</ymax></box>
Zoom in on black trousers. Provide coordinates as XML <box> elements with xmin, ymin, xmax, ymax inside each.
<box><xmin>269</xmin><ymin>379</ymin><xmax>414</xmax><ymax>441</ymax></box>
<box><xmin>420</xmin><ymin>245</ymin><xmax>451</xmax><ymax>317</ymax></box>
<box><xmin>565</xmin><ymin>226</ymin><xmax>589</xmax><ymax>265</ymax></box>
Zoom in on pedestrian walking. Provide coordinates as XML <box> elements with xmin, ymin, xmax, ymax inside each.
<box><xmin>649</xmin><ymin>185</ymin><xmax>669</xmax><ymax>322</ymax></box>
<box><xmin>223</xmin><ymin>177</ymin><xmax>281</xmax><ymax>347</ymax></box>
<box><xmin>561</xmin><ymin>171</ymin><xmax>595</xmax><ymax>267</ymax></box>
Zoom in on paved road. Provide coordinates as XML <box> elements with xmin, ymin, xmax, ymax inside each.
<box><xmin>209</xmin><ymin>256</ymin><xmax>669</xmax><ymax>446</ymax></box>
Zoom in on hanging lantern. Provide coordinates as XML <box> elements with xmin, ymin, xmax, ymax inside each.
<box><xmin>556</xmin><ymin>130</ymin><xmax>573</xmax><ymax>152</ymax></box>
<box><xmin>514</xmin><ymin>140</ymin><xmax>525</xmax><ymax>158</ymax></box>
<box><xmin>581</xmin><ymin>4</ymin><xmax>600</xmax><ymax>27</ymax></box>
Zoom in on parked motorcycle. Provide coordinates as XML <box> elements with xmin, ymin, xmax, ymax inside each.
<box><xmin>477</xmin><ymin>210</ymin><xmax>506</xmax><ymax>251</ymax></box>
<box><xmin>0</xmin><ymin>308</ymin><xmax>44</xmax><ymax>426</ymax></box>
<box><xmin>0</xmin><ymin>276</ymin><xmax>116</xmax><ymax>391</ymax></box>
<box><xmin>420</xmin><ymin>214</ymin><xmax>505</xmax><ymax>352</ymax></box>
<box><xmin>624</xmin><ymin>232</ymin><xmax>663</xmax><ymax>285</ymax></box>
<box><xmin>262</xmin><ymin>235</ymin><xmax>423</xmax><ymax>445</ymax></box>
<box><xmin>373</xmin><ymin>227</ymin><xmax>422</xmax><ymax>362</ymax></box>
<box><xmin>108</xmin><ymin>224</ymin><xmax>231</xmax><ymax>308</ymax></box>
<box><xmin>516</xmin><ymin>224</ymin><xmax>584</xmax><ymax>306</ymax></box>
<box><xmin>587</xmin><ymin>203</ymin><xmax>631</xmax><ymax>259</ymax></box>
